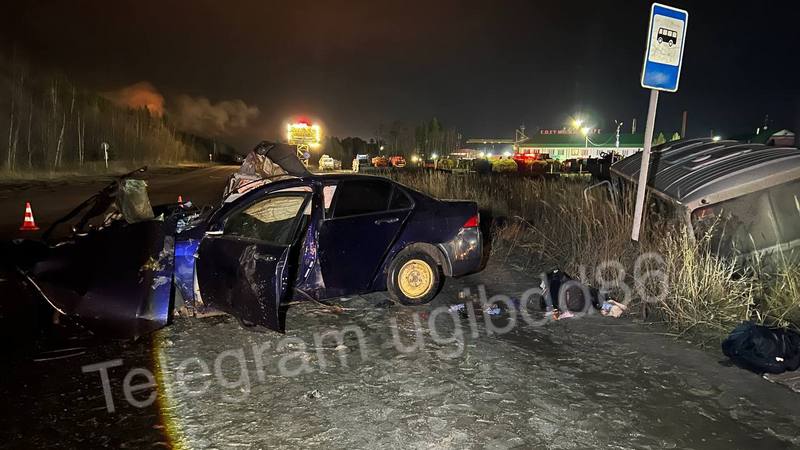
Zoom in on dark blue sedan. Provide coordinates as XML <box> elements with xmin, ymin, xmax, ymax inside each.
<box><xmin>174</xmin><ymin>173</ymin><xmax>483</xmax><ymax>332</ymax></box>
<box><xmin>12</xmin><ymin>144</ymin><xmax>483</xmax><ymax>336</ymax></box>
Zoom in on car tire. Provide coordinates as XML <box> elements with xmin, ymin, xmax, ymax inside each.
<box><xmin>387</xmin><ymin>250</ymin><xmax>443</xmax><ymax>306</ymax></box>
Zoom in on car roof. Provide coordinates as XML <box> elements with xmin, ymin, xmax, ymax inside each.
<box><xmin>611</xmin><ymin>138</ymin><xmax>800</xmax><ymax>209</ymax></box>
<box><xmin>239</xmin><ymin>172</ymin><xmax>411</xmax><ymax>198</ymax></box>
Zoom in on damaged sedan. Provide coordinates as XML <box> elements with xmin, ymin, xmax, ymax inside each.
<box><xmin>8</xmin><ymin>142</ymin><xmax>483</xmax><ymax>336</ymax></box>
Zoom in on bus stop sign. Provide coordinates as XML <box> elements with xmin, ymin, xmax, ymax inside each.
<box><xmin>641</xmin><ymin>3</ymin><xmax>688</xmax><ymax>92</ymax></box>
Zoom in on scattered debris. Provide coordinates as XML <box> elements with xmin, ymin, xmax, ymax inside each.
<box><xmin>554</xmin><ymin>310</ymin><xmax>575</xmax><ymax>320</ymax></box>
<box><xmin>484</xmin><ymin>304</ymin><xmax>502</xmax><ymax>316</ymax></box>
<box><xmin>448</xmin><ymin>303</ymin><xmax>466</xmax><ymax>313</ymax></box>
<box><xmin>764</xmin><ymin>370</ymin><xmax>800</xmax><ymax>393</ymax></box>
<box><xmin>304</xmin><ymin>389</ymin><xmax>323</xmax><ymax>400</ymax></box>
<box><xmin>722</xmin><ymin>321</ymin><xmax>800</xmax><ymax>375</ymax></box>
<box><xmin>600</xmin><ymin>300</ymin><xmax>627</xmax><ymax>318</ymax></box>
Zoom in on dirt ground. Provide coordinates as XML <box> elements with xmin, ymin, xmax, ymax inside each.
<box><xmin>152</xmin><ymin>257</ymin><xmax>800</xmax><ymax>449</ymax></box>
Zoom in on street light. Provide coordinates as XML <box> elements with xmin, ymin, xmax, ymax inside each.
<box><xmin>431</xmin><ymin>153</ymin><xmax>438</xmax><ymax>159</ymax></box>
<box><xmin>712</xmin><ymin>136</ymin><xmax>721</xmax><ymax>141</ymax></box>
<box><xmin>573</xmin><ymin>118</ymin><xmax>584</xmax><ymax>129</ymax></box>
<box><xmin>580</xmin><ymin>126</ymin><xmax>590</xmax><ymax>151</ymax></box>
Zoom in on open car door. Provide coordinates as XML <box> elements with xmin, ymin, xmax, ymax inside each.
<box><xmin>195</xmin><ymin>192</ymin><xmax>310</xmax><ymax>332</ymax></box>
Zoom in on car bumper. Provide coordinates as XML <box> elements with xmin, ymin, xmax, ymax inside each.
<box><xmin>438</xmin><ymin>227</ymin><xmax>482</xmax><ymax>277</ymax></box>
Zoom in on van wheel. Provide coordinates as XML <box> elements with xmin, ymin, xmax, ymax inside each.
<box><xmin>387</xmin><ymin>251</ymin><xmax>443</xmax><ymax>305</ymax></box>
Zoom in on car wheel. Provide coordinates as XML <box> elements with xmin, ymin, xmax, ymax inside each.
<box><xmin>387</xmin><ymin>251</ymin><xmax>443</xmax><ymax>305</ymax></box>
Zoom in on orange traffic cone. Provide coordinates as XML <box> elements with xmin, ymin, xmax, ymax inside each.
<box><xmin>177</xmin><ymin>195</ymin><xmax>184</xmax><ymax>203</ymax></box>
<box><xmin>20</xmin><ymin>202</ymin><xmax>40</xmax><ymax>231</ymax></box>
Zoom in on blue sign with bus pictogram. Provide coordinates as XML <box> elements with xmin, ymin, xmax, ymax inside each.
<box><xmin>641</xmin><ymin>3</ymin><xmax>688</xmax><ymax>92</ymax></box>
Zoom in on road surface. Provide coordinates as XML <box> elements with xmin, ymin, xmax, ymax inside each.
<box><xmin>1</xmin><ymin>166</ymin><xmax>799</xmax><ymax>449</ymax></box>
<box><xmin>0</xmin><ymin>165</ymin><xmax>238</xmax><ymax>240</ymax></box>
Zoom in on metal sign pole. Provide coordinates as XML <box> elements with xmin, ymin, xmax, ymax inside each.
<box><xmin>631</xmin><ymin>89</ymin><xmax>659</xmax><ymax>242</ymax></box>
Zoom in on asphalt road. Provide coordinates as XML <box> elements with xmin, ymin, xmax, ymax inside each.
<box><xmin>0</xmin><ymin>165</ymin><xmax>238</xmax><ymax>241</ymax></box>
<box><xmin>2</xmin><ymin>166</ymin><xmax>800</xmax><ymax>449</ymax></box>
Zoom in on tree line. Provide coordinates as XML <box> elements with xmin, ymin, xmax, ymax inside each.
<box><xmin>0</xmin><ymin>55</ymin><xmax>206</xmax><ymax>174</ymax></box>
<box><xmin>316</xmin><ymin>118</ymin><xmax>462</xmax><ymax>167</ymax></box>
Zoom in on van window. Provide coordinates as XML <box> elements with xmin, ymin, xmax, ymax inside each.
<box><xmin>768</xmin><ymin>179</ymin><xmax>800</xmax><ymax>243</ymax></box>
<box><xmin>692</xmin><ymin>189</ymin><xmax>780</xmax><ymax>256</ymax></box>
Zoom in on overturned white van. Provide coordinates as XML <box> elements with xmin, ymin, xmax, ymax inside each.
<box><xmin>611</xmin><ymin>138</ymin><xmax>800</xmax><ymax>260</ymax></box>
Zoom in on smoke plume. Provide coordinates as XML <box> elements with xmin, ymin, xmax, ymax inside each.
<box><xmin>104</xmin><ymin>81</ymin><xmax>165</xmax><ymax>116</ymax></box>
<box><xmin>170</xmin><ymin>95</ymin><xmax>260</xmax><ymax>137</ymax></box>
<box><xmin>106</xmin><ymin>82</ymin><xmax>260</xmax><ymax>137</ymax></box>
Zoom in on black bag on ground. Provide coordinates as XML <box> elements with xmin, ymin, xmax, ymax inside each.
<box><xmin>538</xmin><ymin>269</ymin><xmax>602</xmax><ymax>312</ymax></box>
<box><xmin>721</xmin><ymin>321</ymin><xmax>800</xmax><ymax>374</ymax></box>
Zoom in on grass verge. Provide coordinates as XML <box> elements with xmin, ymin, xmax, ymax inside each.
<box><xmin>386</xmin><ymin>170</ymin><xmax>799</xmax><ymax>336</ymax></box>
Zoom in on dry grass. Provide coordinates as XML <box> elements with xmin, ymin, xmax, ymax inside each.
<box><xmin>757</xmin><ymin>261</ymin><xmax>800</xmax><ymax>329</ymax></box>
<box><xmin>387</xmin><ymin>170</ymin><xmax>800</xmax><ymax>335</ymax></box>
<box><xmin>655</xmin><ymin>228</ymin><xmax>755</xmax><ymax>335</ymax></box>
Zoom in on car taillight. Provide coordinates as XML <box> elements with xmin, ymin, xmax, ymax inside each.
<box><xmin>463</xmin><ymin>214</ymin><xmax>479</xmax><ymax>228</ymax></box>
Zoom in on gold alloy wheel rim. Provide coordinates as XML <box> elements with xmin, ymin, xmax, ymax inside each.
<box><xmin>398</xmin><ymin>259</ymin><xmax>434</xmax><ymax>299</ymax></box>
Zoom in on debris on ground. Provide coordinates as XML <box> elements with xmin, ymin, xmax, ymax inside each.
<box><xmin>484</xmin><ymin>304</ymin><xmax>502</xmax><ymax>316</ymax></box>
<box><xmin>764</xmin><ymin>370</ymin><xmax>800</xmax><ymax>393</ymax></box>
<box><xmin>600</xmin><ymin>300</ymin><xmax>627</xmax><ymax>318</ymax></box>
<box><xmin>539</xmin><ymin>268</ymin><xmax>604</xmax><ymax>312</ymax></box>
<box><xmin>722</xmin><ymin>321</ymin><xmax>800</xmax><ymax>375</ymax></box>
<box><xmin>448</xmin><ymin>303</ymin><xmax>466</xmax><ymax>313</ymax></box>
<box><xmin>304</xmin><ymin>390</ymin><xmax>323</xmax><ymax>400</ymax></box>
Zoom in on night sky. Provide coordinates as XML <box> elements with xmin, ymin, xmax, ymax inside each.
<box><xmin>3</xmin><ymin>0</ymin><xmax>799</xmax><ymax>148</ymax></box>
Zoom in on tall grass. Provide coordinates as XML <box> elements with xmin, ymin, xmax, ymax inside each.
<box><xmin>388</xmin><ymin>170</ymin><xmax>799</xmax><ymax>334</ymax></box>
<box><xmin>656</xmin><ymin>228</ymin><xmax>755</xmax><ymax>335</ymax></box>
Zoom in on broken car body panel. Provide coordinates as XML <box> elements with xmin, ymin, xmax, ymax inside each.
<box><xmin>26</xmin><ymin>220</ymin><xmax>174</xmax><ymax>339</ymax></box>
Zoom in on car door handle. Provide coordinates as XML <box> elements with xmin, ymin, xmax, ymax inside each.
<box><xmin>374</xmin><ymin>217</ymin><xmax>399</xmax><ymax>225</ymax></box>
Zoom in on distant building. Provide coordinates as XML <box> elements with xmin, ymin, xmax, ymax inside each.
<box><xmin>731</xmin><ymin>128</ymin><xmax>795</xmax><ymax>147</ymax></box>
<box><xmin>463</xmin><ymin>138</ymin><xmax>515</xmax><ymax>157</ymax></box>
<box><xmin>515</xmin><ymin>132</ymin><xmax>644</xmax><ymax>160</ymax></box>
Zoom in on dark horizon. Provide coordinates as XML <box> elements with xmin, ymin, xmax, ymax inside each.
<box><xmin>3</xmin><ymin>0</ymin><xmax>799</xmax><ymax>149</ymax></box>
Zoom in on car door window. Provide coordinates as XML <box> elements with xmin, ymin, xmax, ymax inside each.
<box><xmin>389</xmin><ymin>186</ymin><xmax>413</xmax><ymax>210</ymax></box>
<box><xmin>224</xmin><ymin>194</ymin><xmax>308</xmax><ymax>244</ymax></box>
<box><xmin>331</xmin><ymin>179</ymin><xmax>392</xmax><ymax>218</ymax></box>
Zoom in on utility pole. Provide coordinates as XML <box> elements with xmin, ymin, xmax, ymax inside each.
<box><xmin>681</xmin><ymin>110</ymin><xmax>688</xmax><ymax>138</ymax></box>
<box><xmin>514</xmin><ymin>124</ymin><xmax>527</xmax><ymax>153</ymax></box>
